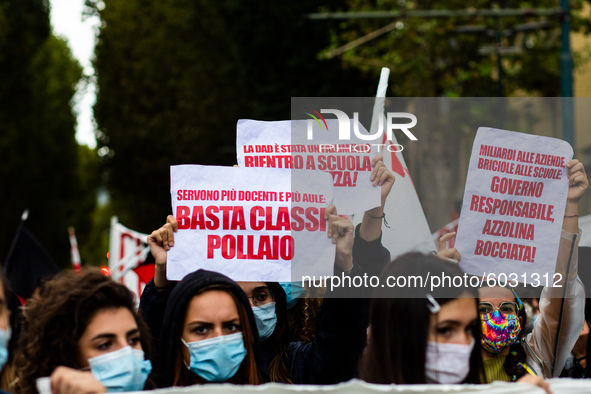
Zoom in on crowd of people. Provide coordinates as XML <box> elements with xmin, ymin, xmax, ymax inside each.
<box><xmin>0</xmin><ymin>157</ymin><xmax>588</xmax><ymax>394</ymax></box>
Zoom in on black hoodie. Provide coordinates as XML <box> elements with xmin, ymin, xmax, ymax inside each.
<box><xmin>156</xmin><ymin>269</ymin><xmax>261</xmax><ymax>387</ymax></box>
<box><xmin>140</xmin><ymin>225</ymin><xmax>390</xmax><ymax>385</ymax></box>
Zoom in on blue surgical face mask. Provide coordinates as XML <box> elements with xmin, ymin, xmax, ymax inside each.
<box><xmin>0</xmin><ymin>328</ymin><xmax>11</xmax><ymax>372</ymax></box>
<box><xmin>88</xmin><ymin>346</ymin><xmax>152</xmax><ymax>392</ymax></box>
<box><xmin>252</xmin><ymin>302</ymin><xmax>277</xmax><ymax>341</ymax></box>
<box><xmin>182</xmin><ymin>332</ymin><xmax>246</xmax><ymax>382</ymax></box>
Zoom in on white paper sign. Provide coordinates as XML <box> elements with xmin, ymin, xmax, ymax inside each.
<box><xmin>455</xmin><ymin>128</ymin><xmax>573</xmax><ymax>284</ymax></box>
<box><xmin>168</xmin><ymin>165</ymin><xmax>335</xmax><ymax>282</ymax></box>
<box><xmin>236</xmin><ymin>119</ymin><xmax>380</xmax><ymax>214</ymax></box>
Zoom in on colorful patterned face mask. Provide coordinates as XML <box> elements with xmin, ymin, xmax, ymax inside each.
<box><xmin>480</xmin><ymin>310</ymin><xmax>521</xmax><ymax>354</ymax></box>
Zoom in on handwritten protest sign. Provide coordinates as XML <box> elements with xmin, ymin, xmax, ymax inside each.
<box><xmin>167</xmin><ymin>165</ymin><xmax>335</xmax><ymax>282</ymax></box>
<box><xmin>455</xmin><ymin>128</ymin><xmax>573</xmax><ymax>285</ymax></box>
<box><xmin>236</xmin><ymin>119</ymin><xmax>380</xmax><ymax>214</ymax></box>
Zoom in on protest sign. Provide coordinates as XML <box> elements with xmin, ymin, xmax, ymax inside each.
<box><xmin>236</xmin><ymin>119</ymin><xmax>380</xmax><ymax>215</ymax></box>
<box><xmin>167</xmin><ymin>165</ymin><xmax>335</xmax><ymax>282</ymax></box>
<box><xmin>455</xmin><ymin>128</ymin><xmax>573</xmax><ymax>284</ymax></box>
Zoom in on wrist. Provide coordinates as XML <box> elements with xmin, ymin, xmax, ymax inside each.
<box><xmin>336</xmin><ymin>254</ymin><xmax>353</xmax><ymax>272</ymax></box>
<box><xmin>365</xmin><ymin>206</ymin><xmax>384</xmax><ymax>217</ymax></box>
<box><xmin>565</xmin><ymin>201</ymin><xmax>579</xmax><ymax>215</ymax></box>
<box><xmin>154</xmin><ymin>264</ymin><xmax>172</xmax><ymax>289</ymax></box>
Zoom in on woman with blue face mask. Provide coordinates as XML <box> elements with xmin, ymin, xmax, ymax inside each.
<box><xmin>141</xmin><ymin>157</ymin><xmax>395</xmax><ymax>385</ymax></box>
<box><xmin>13</xmin><ymin>269</ymin><xmax>153</xmax><ymax>394</ymax></box>
<box><xmin>156</xmin><ymin>269</ymin><xmax>261</xmax><ymax>386</ymax></box>
<box><xmin>142</xmin><ymin>212</ymin><xmax>378</xmax><ymax>385</ymax></box>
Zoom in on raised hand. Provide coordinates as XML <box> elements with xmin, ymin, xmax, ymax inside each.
<box><xmin>147</xmin><ymin>215</ymin><xmax>178</xmax><ymax>288</ymax></box>
<box><xmin>370</xmin><ymin>155</ymin><xmax>396</xmax><ymax>208</ymax></box>
<box><xmin>437</xmin><ymin>232</ymin><xmax>461</xmax><ymax>264</ymax></box>
<box><xmin>566</xmin><ymin>159</ymin><xmax>588</xmax><ymax>204</ymax></box>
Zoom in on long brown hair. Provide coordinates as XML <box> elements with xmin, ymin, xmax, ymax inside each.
<box><xmin>172</xmin><ymin>284</ymin><xmax>260</xmax><ymax>386</ymax></box>
<box><xmin>360</xmin><ymin>252</ymin><xmax>484</xmax><ymax>384</ymax></box>
<box><xmin>263</xmin><ymin>282</ymin><xmax>291</xmax><ymax>383</ymax></box>
<box><xmin>13</xmin><ymin>269</ymin><xmax>152</xmax><ymax>394</ymax></box>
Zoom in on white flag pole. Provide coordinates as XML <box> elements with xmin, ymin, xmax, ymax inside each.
<box><xmin>369</xmin><ymin>68</ymin><xmax>390</xmax><ymax>135</ymax></box>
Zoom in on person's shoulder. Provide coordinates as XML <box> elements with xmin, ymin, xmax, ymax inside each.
<box><xmin>0</xmin><ymin>389</ymin><xmax>12</xmax><ymax>394</ymax></box>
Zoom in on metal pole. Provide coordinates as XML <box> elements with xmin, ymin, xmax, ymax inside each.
<box><xmin>560</xmin><ymin>0</ymin><xmax>575</xmax><ymax>147</ymax></box>
<box><xmin>307</xmin><ymin>8</ymin><xmax>563</xmax><ymax>19</ymax></box>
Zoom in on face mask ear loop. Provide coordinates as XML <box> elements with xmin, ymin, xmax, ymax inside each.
<box><xmin>426</xmin><ymin>294</ymin><xmax>441</xmax><ymax>314</ymax></box>
<box><xmin>180</xmin><ymin>338</ymin><xmax>191</xmax><ymax>370</ymax></box>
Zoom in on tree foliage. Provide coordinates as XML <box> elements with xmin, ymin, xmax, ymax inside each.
<box><xmin>0</xmin><ymin>0</ymin><xmax>87</xmax><ymax>268</ymax></box>
<box><xmin>325</xmin><ymin>0</ymin><xmax>591</xmax><ymax>97</ymax></box>
<box><xmin>316</xmin><ymin>1</ymin><xmax>591</xmax><ymax>229</ymax></box>
<box><xmin>92</xmin><ymin>0</ymin><xmax>374</xmax><ymax>233</ymax></box>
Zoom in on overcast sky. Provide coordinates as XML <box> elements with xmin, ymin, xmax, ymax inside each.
<box><xmin>49</xmin><ymin>0</ymin><xmax>100</xmax><ymax>148</ymax></box>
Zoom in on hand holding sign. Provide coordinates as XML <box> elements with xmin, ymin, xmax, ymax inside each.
<box><xmin>370</xmin><ymin>155</ymin><xmax>396</xmax><ymax>207</ymax></box>
<box><xmin>437</xmin><ymin>232</ymin><xmax>461</xmax><ymax>264</ymax></box>
<box><xmin>360</xmin><ymin>155</ymin><xmax>396</xmax><ymax>243</ymax></box>
<box><xmin>563</xmin><ymin>159</ymin><xmax>588</xmax><ymax>235</ymax></box>
<box><xmin>147</xmin><ymin>215</ymin><xmax>178</xmax><ymax>288</ymax></box>
<box><xmin>327</xmin><ymin>212</ymin><xmax>355</xmax><ymax>273</ymax></box>
<box><xmin>323</xmin><ymin>204</ymin><xmax>355</xmax><ymax>272</ymax></box>
<box><xmin>566</xmin><ymin>160</ymin><xmax>588</xmax><ymax>204</ymax></box>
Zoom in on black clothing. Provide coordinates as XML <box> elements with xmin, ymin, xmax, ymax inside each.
<box><xmin>155</xmin><ymin>269</ymin><xmax>261</xmax><ymax>387</ymax></box>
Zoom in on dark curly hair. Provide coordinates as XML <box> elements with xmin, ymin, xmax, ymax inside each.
<box><xmin>13</xmin><ymin>268</ymin><xmax>152</xmax><ymax>394</ymax></box>
<box><xmin>287</xmin><ymin>298</ymin><xmax>323</xmax><ymax>344</ymax></box>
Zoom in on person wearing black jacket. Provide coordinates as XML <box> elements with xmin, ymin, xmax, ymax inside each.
<box><xmin>140</xmin><ymin>156</ymin><xmax>394</xmax><ymax>385</ymax></box>
<box><xmin>140</xmin><ymin>211</ymin><xmax>372</xmax><ymax>385</ymax></box>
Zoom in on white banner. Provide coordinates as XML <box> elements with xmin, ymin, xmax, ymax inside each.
<box><xmin>455</xmin><ymin>127</ymin><xmax>573</xmax><ymax>283</ymax></box>
<box><xmin>168</xmin><ymin>166</ymin><xmax>335</xmax><ymax>282</ymax></box>
<box><xmin>236</xmin><ymin>119</ymin><xmax>380</xmax><ymax>215</ymax></box>
<box><xmin>123</xmin><ymin>378</ymin><xmax>590</xmax><ymax>394</ymax></box>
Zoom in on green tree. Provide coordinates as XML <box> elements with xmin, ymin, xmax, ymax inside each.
<box><xmin>0</xmin><ymin>0</ymin><xmax>86</xmax><ymax>268</ymax></box>
<box><xmin>92</xmin><ymin>0</ymin><xmax>373</xmax><ymax>234</ymax></box>
<box><xmin>324</xmin><ymin>0</ymin><xmax>591</xmax><ymax>97</ymax></box>
<box><xmin>316</xmin><ymin>0</ymin><xmax>591</xmax><ymax>230</ymax></box>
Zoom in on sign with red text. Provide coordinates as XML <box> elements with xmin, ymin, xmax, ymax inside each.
<box><xmin>167</xmin><ymin>165</ymin><xmax>335</xmax><ymax>281</ymax></box>
<box><xmin>236</xmin><ymin>119</ymin><xmax>380</xmax><ymax>214</ymax></box>
<box><xmin>455</xmin><ymin>128</ymin><xmax>573</xmax><ymax>284</ymax></box>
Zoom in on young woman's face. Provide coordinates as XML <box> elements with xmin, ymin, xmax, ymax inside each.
<box><xmin>181</xmin><ymin>290</ymin><xmax>242</xmax><ymax>364</ymax></box>
<box><xmin>78</xmin><ymin>307</ymin><xmax>142</xmax><ymax>367</ymax></box>
<box><xmin>182</xmin><ymin>291</ymin><xmax>241</xmax><ymax>342</ymax></box>
<box><xmin>478</xmin><ymin>286</ymin><xmax>522</xmax><ymax>325</ymax></box>
<box><xmin>428</xmin><ymin>295</ymin><xmax>478</xmax><ymax>345</ymax></box>
<box><xmin>238</xmin><ymin>282</ymin><xmax>274</xmax><ymax>307</ymax></box>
